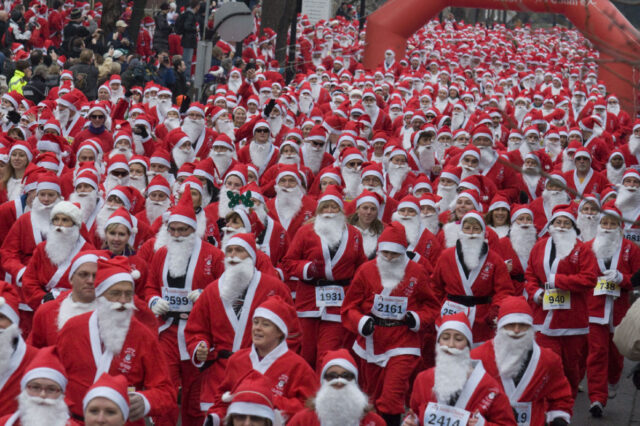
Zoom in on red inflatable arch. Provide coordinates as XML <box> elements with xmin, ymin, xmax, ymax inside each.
<box><xmin>363</xmin><ymin>0</ymin><xmax>640</xmax><ymax>114</ymax></box>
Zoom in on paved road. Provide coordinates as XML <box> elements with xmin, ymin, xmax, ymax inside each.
<box><xmin>573</xmin><ymin>360</ymin><xmax>639</xmax><ymax>425</ymax></box>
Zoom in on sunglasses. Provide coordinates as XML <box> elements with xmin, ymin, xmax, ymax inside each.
<box><xmin>111</xmin><ymin>170</ymin><xmax>129</xmax><ymax>178</ymax></box>
<box><xmin>90</xmin><ymin>115</ymin><xmax>105</xmax><ymax>119</ymax></box>
<box><xmin>255</xmin><ymin>128</ymin><xmax>270</xmax><ymax>134</ymax></box>
<box><xmin>324</xmin><ymin>372</ymin><xmax>355</xmax><ymax>381</ymax></box>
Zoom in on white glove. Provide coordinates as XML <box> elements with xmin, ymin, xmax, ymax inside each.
<box><xmin>188</xmin><ymin>289</ymin><xmax>202</xmax><ymax>302</ymax></box>
<box><xmin>151</xmin><ymin>298</ymin><xmax>170</xmax><ymax>316</ymax></box>
<box><xmin>604</xmin><ymin>269</ymin><xmax>623</xmax><ymax>284</ymax></box>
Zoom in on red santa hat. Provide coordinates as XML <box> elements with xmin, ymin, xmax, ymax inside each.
<box><xmin>166</xmin><ymin>128</ymin><xmax>191</xmax><ymax>151</ymax></box>
<box><xmin>549</xmin><ymin>204</ymin><xmax>576</xmax><ymax>227</ymax></box>
<box><xmin>355</xmin><ymin>190</ymin><xmax>382</xmax><ymax>211</ymax></box>
<box><xmin>224</xmin><ymin>372</ymin><xmax>277</xmax><ymax>423</ymax></box>
<box><xmin>253</xmin><ymin>296</ymin><xmax>297</xmax><ymax>338</ymax></box>
<box><xmin>51</xmin><ymin>201</ymin><xmax>83</xmax><ymax>227</ymax></box>
<box><xmin>510</xmin><ymin>204</ymin><xmax>534</xmax><ymax>222</ymax></box>
<box><xmin>224</xmin><ymin>233</ymin><xmax>257</xmax><ymax>262</ymax></box>
<box><xmin>436</xmin><ymin>312</ymin><xmax>473</xmax><ymax>346</ymax></box>
<box><xmin>573</xmin><ymin>147</ymin><xmax>591</xmax><ymax>162</ymax></box>
<box><xmin>601</xmin><ymin>201</ymin><xmax>622</xmax><ymax>221</ymax></box>
<box><xmin>146</xmin><ymin>175</ymin><xmax>171</xmax><ymax>197</ymax></box>
<box><xmin>107</xmin><ymin>154</ymin><xmax>130</xmax><ymax>175</ymax></box>
<box><xmin>275</xmin><ymin>164</ymin><xmax>302</xmax><ymax>187</ymax></box>
<box><xmin>377</xmin><ymin>221</ymin><xmax>408</xmax><ymax>254</ymax></box>
<box><xmin>439</xmin><ymin>166</ymin><xmax>461</xmax><ymax>185</ymax></box>
<box><xmin>128</xmin><ymin>156</ymin><xmax>149</xmax><ymax>172</ymax></box>
<box><xmin>225</xmin><ymin>164</ymin><xmax>248</xmax><ymax>186</ymax></box>
<box><xmin>212</xmin><ymin>134</ymin><xmax>235</xmax><ymax>151</ymax></box>
<box><xmin>68</xmin><ymin>250</ymin><xmax>107</xmax><ymax>279</ymax></box>
<box><xmin>460</xmin><ymin>145</ymin><xmax>481</xmax><ymax>161</ymax></box>
<box><xmin>181</xmin><ymin>176</ymin><xmax>204</xmax><ymax>197</ymax></box>
<box><xmin>339</xmin><ymin>147</ymin><xmax>364</xmax><ymax>167</ymax></box>
<box><xmin>83</xmin><ymin>374</ymin><xmax>130</xmax><ymax>421</ymax></box>
<box><xmin>169</xmin><ymin>185</ymin><xmax>197</xmax><ymax>229</ymax></box>
<box><xmin>320</xmin><ymin>349</ymin><xmax>359</xmax><ymax>382</ymax></box>
<box><xmin>186</xmin><ymin>102</ymin><xmax>206</xmax><ymax>117</ymax></box>
<box><xmin>20</xmin><ymin>347</ymin><xmax>68</xmax><ymax>392</ymax></box>
<box><xmin>488</xmin><ymin>194</ymin><xmax>509</xmax><ymax>213</ymax></box>
<box><xmin>317</xmin><ymin>185</ymin><xmax>344</xmax><ymax>210</ymax></box>
<box><xmin>193</xmin><ymin>158</ymin><xmax>216</xmax><ymax>183</ymax></box>
<box><xmin>497</xmin><ymin>296</ymin><xmax>533</xmax><ymax>329</ymax></box>
<box><xmin>471</xmin><ymin>124</ymin><xmax>493</xmax><ymax>142</ymax></box>
<box><xmin>36</xmin><ymin>173</ymin><xmax>61</xmax><ymax>194</ymax></box>
<box><xmin>461</xmin><ymin>210</ymin><xmax>486</xmax><ymax>232</ymax></box>
<box><xmin>253</xmin><ymin>119</ymin><xmax>270</xmax><ymax>134</ymax></box>
<box><xmin>9</xmin><ymin>141</ymin><xmax>34</xmax><ymax>162</ymax></box>
<box><xmin>2</xmin><ymin>91</ymin><xmax>23</xmax><ymax>109</ymax></box>
<box><xmin>150</xmin><ymin>148</ymin><xmax>172</xmax><ymax>169</ymax></box>
<box><xmin>397</xmin><ymin>195</ymin><xmax>420</xmax><ymax>214</ymax></box>
<box><xmin>107</xmin><ymin>186</ymin><xmax>136</xmax><ymax>211</ymax></box>
<box><xmin>37</xmin><ymin>134</ymin><xmax>68</xmax><ymax>156</ymax></box>
<box><xmin>57</xmin><ymin>89</ymin><xmax>84</xmax><ymax>111</ymax></box>
<box><xmin>0</xmin><ymin>281</ymin><xmax>20</xmax><ymax>325</ymax></box>
<box><xmin>94</xmin><ymin>256</ymin><xmax>139</xmax><ymax>297</ymax></box>
<box><xmin>456</xmin><ymin>190</ymin><xmax>481</xmax><ymax>212</ymax></box>
<box><xmin>622</xmin><ymin>168</ymin><xmax>640</xmax><ymax>182</ymax></box>
<box><xmin>105</xmin><ymin>207</ymin><xmax>137</xmax><ymax>234</ymax></box>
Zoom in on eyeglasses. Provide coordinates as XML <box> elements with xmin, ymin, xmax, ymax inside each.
<box><xmin>324</xmin><ymin>372</ymin><xmax>355</xmax><ymax>381</ymax></box>
<box><xmin>27</xmin><ymin>383</ymin><xmax>62</xmax><ymax>396</ymax></box>
<box><xmin>90</xmin><ymin>115</ymin><xmax>105</xmax><ymax>119</ymax></box>
<box><xmin>255</xmin><ymin>128</ymin><xmax>270</xmax><ymax>134</ymax></box>
<box><xmin>111</xmin><ymin>170</ymin><xmax>129</xmax><ymax>178</ymax></box>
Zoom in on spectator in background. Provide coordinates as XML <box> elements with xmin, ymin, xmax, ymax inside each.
<box><xmin>172</xmin><ymin>55</ymin><xmax>188</xmax><ymax>100</ymax></box>
<box><xmin>70</xmin><ymin>48</ymin><xmax>99</xmax><ymax>100</ymax></box>
<box><xmin>8</xmin><ymin>60</ymin><xmax>30</xmax><ymax>94</ymax></box>
<box><xmin>22</xmin><ymin>64</ymin><xmax>48</xmax><ymax>104</ymax></box>
<box><xmin>8</xmin><ymin>8</ymin><xmax>31</xmax><ymax>46</ymax></box>
<box><xmin>175</xmin><ymin>0</ymin><xmax>199</xmax><ymax>80</ymax></box>
<box><xmin>335</xmin><ymin>2</ymin><xmax>352</xmax><ymax>20</ymax></box>
<box><xmin>109</xmin><ymin>20</ymin><xmax>132</xmax><ymax>52</ymax></box>
<box><xmin>157</xmin><ymin>51</ymin><xmax>176</xmax><ymax>90</ymax></box>
<box><xmin>62</xmin><ymin>9</ymin><xmax>91</xmax><ymax>57</ymax></box>
<box><xmin>154</xmin><ymin>3</ymin><xmax>172</xmax><ymax>54</ymax></box>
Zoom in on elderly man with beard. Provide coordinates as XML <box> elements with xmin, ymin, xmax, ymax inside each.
<box><xmin>408</xmin><ymin>126</ymin><xmax>440</xmax><ymax>178</ymax></box>
<box><xmin>576</xmin><ymin>195</ymin><xmax>600</xmax><ymax>242</ymax></box>
<box><xmin>0</xmin><ymin>347</ymin><xmax>73</xmax><ymax>426</ymax></box>
<box><xmin>524</xmin><ymin>205</ymin><xmax>599</xmax><ymax>397</ymax></box>
<box><xmin>69</xmin><ymin>170</ymin><xmax>103</xmax><ymax>231</ymax></box>
<box><xmin>562</xmin><ymin>148</ymin><xmax>608</xmax><ymax>198</ymax></box>
<box><xmin>471</xmin><ymin>297</ymin><xmax>573</xmax><ymax>426</ymax></box>
<box><xmin>341</xmin><ymin>222</ymin><xmax>440</xmax><ymax>425</ymax></box>
<box><xmin>167</xmin><ymin>128</ymin><xmax>197</xmax><ymax>169</ymax></box>
<box><xmin>339</xmin><ymin>147</ymin><xmax>365</xmax><ymax>200</ymax></box>
<box><xmin>56</xmin><ymin>256</ymin><xmax>176</xmax><ymax>424</ymax></box>
<box><xmin>289</xmin><ymin>349</ymin><xmax>385</xmax><ymax>426</ymax></box>
<box><xmin>392</xmin><ymin>196</ymin><xmax>442</xmax><ymax>268</ymax></box>
<box><xmin>495</xmin><ymin>206</ymin><xmax>537</xmax><ymax>294</ymax></box>
<box><xmin>300</xmin><ymin>126</ymin><xmax>334</xmax><ymax>175</ymax></box>
<box><xmin>21</xmin><ymin>201</ymin><xmax>95</xmax><ymax>310</ymax></box>
<box><xmin>620</xmin><ymin>120</ymin><xmax>640</xmax><ymax>167</ymax></box>
<box><xmin>237</xmin><ymin>120</ymin><xmax>279</xmax><ymax>179</ymax></box>
<box><xmin>528</xmin><ymin>174</ymin><xmax>571</xmax><ymax>234</ymax></box>
<box><xmin>282</xmin><ymin>186</ymin><xmax>367</xmax><ymax>367</ymax></box>
<box><xmin>362</xmin><ymin>90</ymin><xmax>392</xmax><ymax>133</ymax></box>
<box><xmin>265</xmin><ymin>166</ymin><xmax>316</xmax><ymax>241</ymax></box>
<box><xmin>615</xmin><ymin>169</ymin><xmax>640</xmax><ymax>244</ymax></box>
<box><xmin>435</xmin><ymin>167</ymin><xmax>461</xmax><ymax>212</ymax></box>
<box><xmin>386</xmin><ymin>147</ymin><xmax>415</xmax><ymax>201</ymax></box>
<box><xmin>185</xmin><ymin>233</ymin><xmax>293</xmax><ymax>416</ymax></box>
<box><xmin>0</xmin><ymin>283</ymin><xmax>40</xmax><ymax>417</ymax></box>
<box><xmin>585</xmin><ymin>203</ymin><xmax>640</xmax><ymax>417</ymax></box>
<box><xmin>138</xmin><ymin>175</ymin><xmax>172</xmax><ymax>226</ymax></box>
<box><xmin>180</xmin><ymin>103</ymin><xmax>216</xmax><ymax>160</ymax></box>
<box><xmin>405</xmin><ymin>313</ymin><xmax>515</xmax><ymax>426</ymax></box>
<box><xmin>433</xmin><ymin>211</ymin><xmax>514</xmax><ymax>345</ymax></box>
<box><xmin>145</xmin><ymin>188</ymin><xmax>224</xmax><ymax>426</ymax></box>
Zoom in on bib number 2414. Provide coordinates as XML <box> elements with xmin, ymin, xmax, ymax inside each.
<box><xmin>423</xmin><ymin>402</ymin><xmax>470</xmax><ymax>426</ymax></box>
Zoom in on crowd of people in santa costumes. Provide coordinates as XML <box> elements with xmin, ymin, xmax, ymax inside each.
<box><xmin>1</xmin><ymin>5</ymin><xmax>640</xmax><ymax>425</ymax></box>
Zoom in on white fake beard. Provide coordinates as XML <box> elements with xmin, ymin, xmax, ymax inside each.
<box><xmin>126</xmin><ymin>175</ymin><xmax>145</xmax><ymax>193</ymax></box>
<box><xmin>314</xmin><ymin>379</ymin><xmax>369</xmax><ymax>426</ymax></box>
<box><xmin>561</xmin><ymin>154</ymin><xmax>575</xmax><ymax>173</ymax></box>
<box><xmin>392</xmin><ymin>212</ymin><xmax>420</xmax><ymax>246</ymax></box>
<box><xmin>451</xmin><ymin>112</ymin><xmax>465</xmax><ymax>130</ymax></box>
<box><xmin>146</xmin><ymin>198</ymin><xmax>171</xmax><ymax>224</ymax></box>
<box><xmin>167</xmin><ymin>233</ymin><xmax>196</xmax><ymax>278</ymax></box>
<box><xmin>421</xmin><ymin>213</ymin><xmax>439</xmax><ymax>235</ymax></box>
<box><xmin>95</xmin><ymin>205</ymin><xmax>118</xmax><ymax>240</ymax></box>
<box><xmin>360</xmin><ymin>184</ymin><xmax>385</xmax><ymax>199</ymax></box>
<box><xmin>508</xmin><ymin>139</ymin><xmax>522</xmax><ymax>152</ymax></box>
<box><xmin>435</xmin><ymin>141</ymin><xmax>448</xmax><ymax>162</ymax></box>
<box><xmin>218</xmin><ymin>190</ymin><xmax>234</xmax><ymax>219</ymax></box>
<box><xmin>219</xmin><ymin>257</ymin><xmax>254</xmax><ymax>303</ymax></box>
<box><xmin>182</xmin><ymin>117</ymin><xmax>205</xmax><ymax>143</ymax></box>
<box><xmin>549</xmin><ymin>226</ymin><xmax>577</xmax><ymax>261</ymax></box>
<box><xmin>514</xmin><ymin>106</ymin><xmax>527</xmax><ymax>125</ymax></box>
<box><xmin>518</xmin><ymin>141</ymin><xmax>537</xmax><ymax>157</ymax></box>
<box><xmin>628</xmin><ymin>135</ymin><xmax>640</xmax><ymax>156</ymax></box>
<box><xmin>388</xmin><ymin>163</ymin><xmax>409</xmax><ymax>189</ymax></box>
<box><xmin>593</xmin><ymin>226</ymin><xmax>623</xmax><ymax>260</ymax></box>
<box><xmin>17</xmin><ymin>391</ymin><xmax>69</xmax><ymax>426</ymax></box>
<box><xmin>522</xmin><ymin>167</ymin><xmax>541</xmax><ymax>192</ymax></box>
<box><xmin>132</xmin><ymin>135</ymin><xmax>146</xmax><ymax>155</ymax></box>
<box><xmin>314</xmin><ymin>213</ymin><xmax>346</xmax><ymax>250</ymax></box>
<box><xmin>253</xmin><ymin>203</ymin><xmax>268</xmax><ymax>224</ymax></box>
<box><xmin>221</xmin><ymin>226</ymin><xmax>246</xmax><ymax>248</ymax></box>
<box><xmin>31</xmin><ymin>198</ymin><xmax>58</xmax><ymax>237</ymax></box>
<box><xmin>69</xmin><ymin>190</ymin><xmax>99</xmax><ymax>222</ymax></box>
<box><xmin>154</xmin><ymin>225</ymin><xmax>170</xmax><ymax>251</ymax></box>
<box><xmin>310</xmin><ymin>82</ymin><xmax>321</xmax><ymax>100</ymax></box>
<box><xmin>364</xmin><ymin>104</ymin><xmax>379</xmax><ymax>121</ymax></box>
<box><xmin>478</xmin><ymin>147</ymin><xmax>496</xmax><ymax>171</ymax></box>
<box><xmin>434</xmin><ymin>98</ymin><xmax>448</xmax><ymax>112</ymax></box>
<box><xmin>249</xmin><ymin>140</ymin><xmax>272</xmax><ymax>170</ymax></box>
<box><xmin>577</xmin><ymin>212</ymin><xmax>599</xmax><ymax>242</ymax></box>
<box><xmin>268</xmin><ymin>116</ymin><xmax>283</xmax><ymax>136</ymax></box>
<box><xmin>607</xmin><ymin>104</ymin><xmax>620</xmax><ymax>115</ymax></box>
<box><xmin>217</xmin><ymin>120</ymin><xmax>236</xmax><ymax>140</ymax></box>
<box><xmin>616</xmin><ymin>186</ymin><xmax>640</xmax><ymax>212</ymax></box>
<box><xmin>542</xmin><ymin>189</ymin><xmax>568</xmax><ymax>212</ymax></box>
<box><xmin>104</xmin><ymin>174</ymin><xmax>129</xmax><ymax>194</ymax></box>
<box><xmin>437</xmin><ymin>185</ymin><xmax>457</xmax><ymax>212</ymax></box>
<box><xmin>389</xmin><ymin>111</ymin><xmax>401</xmax><ymax>121</ymax></box>
<box><xmin>545</xmin><ymin>141</ymin><xmax>562</xmax><ymax>159</ymax></box>
<box><xmin>172</xmin><ymin>145</ymin><xmax>196</xmax><ymax>168</ymax></box>
<box><xmin>110</xmin><ymin>146</ymin><xmax>133</xmax><ymax>161</ymax></box>
<box><xmin>417</xmin><ymin>145</ymin><xmax>436</xmax><ymax>171</ymax></box>
<box><xmin>228</xmin><ymin>77</ymin><xmax>242</xmax><ymax>93</ymax></box>
<box><xmin>96</xmin><ymin>297</ymin><xmax>134</xmax><ymax>355</ymax></box>
<box><xmin>510</xmin><ymin>223</ymin><xmax>536</xmax><ymax>268</ymax></box>
<box><xmin>164</xmin><ymin>117</ymin><xmax>181</xmax><ymax>131</ymax></box>
<box><xmin>157</xmin><ymin>99</ymin><xmax>171</xmax><ymax>118</ymax></box>
<box><xmin>210</xmin><ymin>151</ymin><xmax>233</xmax><ymax>175</ymax></box>
<box><xmin>0</xmin><ymin>324</ymin><xmax>20</xmax><ymax>376</ymax></box>
<box><xmin>434</xmin><ymin>345</ymin><xmax>472</xmax><ymax>404</ymax></box>
<box><xmin>301</xmin><ymin>143</ymin><xmax>324</xmax><ymax>174</ymax></box>
<box><xmin>54</xmin><ymin>109</ymin><xmax>70</xmax><ymax>128</ymax></box>
<box><xmin>607</xmin><ymin>163</ymin><xmax>625</xmax><ymax>186</ymax></box>
<box><xmin>494</xmin><ymin>327</ymin><xmax>534</xmax><ymax>379</ymax></box>
<box><xmin>376</xmin><ymin>252</ymin><xmax>407</xmax><ymax>290</ymax></box>
<box><xmin>460</xmin><ymin>164</ymin><xmax>478</xmax><ymax>180</ymax></box>
<box><xmin>342</xmin><ymin>168</ymin><xmax>362</xmax><ymax>199</ymax></box>
<box><xmin>275</xmin><ymin>185</ymin><xmax>303</xmax><ymax>227</ymax></box>
<box><xmin>278</xmin><ymin>153</ymin><xmax>300</xmax><ymax>166</ymax></box>
<box><xmin>57</xmin><ymin>295</ymin><xmax>96</xmax><ymax>330</ymax></box>
<box><xmin>45</xmin><ymin>225</ymin><xmax>80</xmax><ymax>266</ymax></box>
<box><xmin>458</xmin><ymin>231</ymin><xmax>485</xmax><ymax>270</ymax></box>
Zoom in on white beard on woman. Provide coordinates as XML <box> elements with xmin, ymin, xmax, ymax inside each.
<box><xmin>301</xmin><ymin>143</ymin><xmax>325</xmax><ymax>174</ymax></box>
<box><xmin>0</xmin><ymin>324</ymin><xmax>20</xmax><ymax>375</ymax></box>
<box><xmin>128</xmin><ymin>175</ymin><xmax>146</xmax><ymax>193</ymax></box>
<box><xmin>249</xmin><ymin>141</ymin><xmax>272</xmax><ymax>170</ymax></box>
<box><xmin>458</xmin><ymin>230</ymin><xmax>485</xmax><ymax>269</ymax></box>
<box><xmin>392</xmin><ymin>212</ymin><xmax>421</xmax><ymax>246</ymax></box>
<box><xmin>434</xmin><ymin>345</ymin><xmax>472</xmax><ymax>404</ymax></box>
<box><xmin>417</xmin><ymin>145</ymin><xmax>436</xmax><ymax>172</ymax></box>
<box><xmin>494</xmin><ymin>327</ymin><xmax>535</xmax><ymax>379</ymax></box>
<box><xmin>549</xmin><ymin>226</ymin><xmax>577</xmax><ymax>261</ymax></box>
<box><xmin>510</xmin><ymin>223</ymin><xmax>537</xmax><ymax>268</ymax></box>
<box><xmin>275</xmin><ymin>185</ymin><xmax>304</xmax><ymax>229</ymax></box>
<box><xmin>513</xmin><ymin>106</ymin><xmax>527</xmax><ymax>126</ymax></box>
<box><xmin>219</xmin><ymin>257</ymin><xmax>254</xmax><ymax>303</ymax></box>
<box><xmin>616</xmin><ymin>185</ymin><xmax>640</xmax><ymax>213</ymax></box>
<box><xmin>228</xmin><ymin>77</ymin><xmax>242</xmax><ymax>93</ymax></box>
<box><xmin>376</xmin><ymin>252</ymin><xmax>408</xmax><ymax>290</ymax></box>
<box><xmin>96</xmin><ymin>296</ymin><xmax>134</xmax><ymax>354</ymax></box>
<box><xmin>17</xmin><ymin>391</ymin><xmax>69</xmax><ymax>426</ymax></box>
<box><xmin>592</xmin><ymin>226</ymin><xmax>623</xmax><ymax>260</ymax></box>
<box><xmin>267</xmin><ymin>116</ymin><xmax>283</xmax><ymax>137</ymax></box>
<box><xmin>577</xmin><ymin>212</ymin><xmax>599</xmax><ymax>242</ymax></box>
<box><xmin>342</xmin><ymin>167</ymin><xmax>362</xmax><ymax>200</ymax></box>
<box><xmin>167</xmin><ymin>233</ymin><xmax>196</xmax><ymax>278</ymax></box>
<box><xmin>132</xmin><ymin>135</ymin><xmax>146</xmax><ymax>156</ymax></box>
<box><xmin>57</xmin><ymin>295</ymin><xmax>96</xmax><ymax>330</ymax></box>
<box><xmin>70</xmin><ymin>190</ymin><xmax>99</xmax><ymax>222</ymax></box>
<box><xmin>451</xmin><ymin>111</ymin><xmax>465</xmax><ymax>131</ymax></box>
<box><xmin>157</xmin><ymin>99</ymin><xmax>171</xmax><ymax>119</ymax></box>
<box><xmin>182</xmin><ymin>118</ymin><xmax>205</xmax><ymax>143</ymax></box>
<box><xmin>437</xmin><ymin>185</ymin><xmax>457</xmax><ymax>212</ymax></box>
<box><xmin>210</xmin><ymin>151</ymin><xmax>234</xmax><ymax>176</ymax></box>
<box><xmin>314</xmin><ymin>212</ymin><xmax>346</xmax><ymax>249</ymax></box>
<box><xmin>314</xmin><ymin>379</ymin><xmax>369</xmax><ymax>426</ymax></box>
<box><xmin>31</xmin><ymin>198</ymin><xmax>58</xmax><ymax>236</ymax></box>
<box><xmin>146</xmin><ymin>198</ymin><xmax>171</xmax><ymax>224</ymax></box>
<box><xmin>45</xmin><ymin>225</ymin><xmax>80</xmax><ymax>266</ymax></box>
<box><xmin>95</xmin><ymin>204</ymin><xmax>118</xmax><ymax>240</ymax></box>
<box><xmin>154</xmin><ymin>225</ymin><xmax>171</xmax><ymax>251</ymax></box>
<box><xmin>442</xmin><ymin>222</ymin><xmax>460</xmax><ymax>248</ymax></box>
<box><xmin>172</xmin><ymin>144</ymin><xmax>196</xmax><ymax>169</ymax></box>
<box><xmin>421</xmin><ymin>212</ymin><xmax>440</xmax><ymax>235</ymax></box>
<box><xmin>388</xmin><ymin>163</ymin><xmax>409</xmax><ymax>189</ymax></box>
<box><xmin>542</xmin><ymin>189</ymin><xmax>568</xmax><ymax>212</ymax></box>
<box><xmin>607</xmin><ymin>163</ymin><xmax>625</xmax><ymax>186</ymax></box>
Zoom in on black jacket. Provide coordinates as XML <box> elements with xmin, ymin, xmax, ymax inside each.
<box><xmin>177</xmin><ymin>9</ymin><xmax>198</xmax><ymax>49</ymax></box>
<box><xmin>153</xmin><ymin>12</ymin><xmax>171</xmax><ymax>53</ymax></box>
<box><xmin>22</xmin><ymin>75</ymin><xmax>48</xmax><ymax>104</ymax></box>
<box><xmin>69</xmin><ymin>62</ymin><xmax>99</xmax><ymax>100</ymax></box>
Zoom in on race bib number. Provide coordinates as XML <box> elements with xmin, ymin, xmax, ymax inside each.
<box><xmin>512</xmin><ymin>402</ymin><xmax>532</xmax><ymax>426</ymax></box>
<box><xmin>162</xmin><ymin>288</ymin><xmax>192</xmax><ymax>312</ymax></box>
<box><xmin>423</xmin><ymin>402</ymin><xmax>470</xmax><ymax>426</ymax></box>
<box><xmin>594</xmin><ymin>278</ymin><xmax>621</xmax><ymax>297</ymax></box>
<box><xmin>543</xmin><ymin>288</ymin><xmax>571</xmax><ymax>310</ymax></box>
<box><xmin>372</xmin><ymin>294</ymin><xmax>408</xmax><ymax>320</ymax></box>
<box><xmin>315</xmin><ymin>286</ymin><xmax>344</xmax><ymax>307</ymax></box>
<box><xmin>440</xmin><ymin>300</ymin><xmax>469</xmax><ymax>317</ymax></box>
<box><xmin>623</xmin><ymin>228</ymin><xmax>640</xmax><ymax>245</ymax></box>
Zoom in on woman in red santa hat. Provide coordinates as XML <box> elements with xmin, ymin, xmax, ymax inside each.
<box><xmin>219</xmin><ymin>371</ymin><xmax>283</xmax><ymax>426</ymax></box>
<box><xmin>2</xmin><ymin>141</ymin><xmax>33</xmax><ymax>201</ymax></box>
<box><xmin>346</xmin><ymin>190</ymin><xmax>385</xmax><ymax>259</ymax></box>
<box><xmin>404</xmin><ymin>312</ymin><xmax>515</xmax><ymax>426</ymax></box>
<box><xmin>432</xmin><ymin>211</ymin><xmax>515</xmax><ymax>346</ymax></box>
<box><xmin>83</xmin><ymin>374</ymin><xmax>130</xmax><ymax>426</ymax></box>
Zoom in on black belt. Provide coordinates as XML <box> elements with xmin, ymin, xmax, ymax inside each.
<box><xmin>217</xmin><ymin>350</ymin><xmax>233</xmax><ymax>359</ymax></box>
<box><xmin>166</xmin><ymin>311</ymin><xmax>190</xmax><ymax>320</ymax></box>
<box><xmin>71</xmin><ymin>413</ymin><xmax>84</xmax><ymax>422</ymax></box>
<box><xmin>447</xmin><ymin>294</ymin><xmax>492</xmax><ymax>307</ymax></box>
<box><xmin>372</xmin><ymin>317</ymin><xmax>405</xmax><ymax>327</ymax></box>
<box><xmin>309</xmin><ymin>279</ymin><xmax>351</xmax><ymax>287</ymax></box>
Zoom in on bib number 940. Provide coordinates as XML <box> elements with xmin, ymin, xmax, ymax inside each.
<box><xmin>543</xmin><ymin>288</ymin><xmax>571</xmax><ymax>310</ymax></box>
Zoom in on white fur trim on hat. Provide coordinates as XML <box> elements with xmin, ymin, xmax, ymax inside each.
<box><xmin>356</xmin><ymin>195</ymin><xmax>380</xmax><ymax>210</ymax></box>
<box><xmin>318</xmin><ymin>194</ymin><xmax>344</xmax><ymax>209</ymax></box>
<box><xmin>436</xmin><ymin>319</ymin><xmax>473</xmax><ymax>345</ymax></box>
<box><xmin>462</xmin><ymin>211</ymin><xmax>486</xmax><ymax>231</ymax></box>
<box><xmin>497</xmin><ymin>313</ymin><xmax>533</xmax><ymax>330</ymax></box>
<box><xmin>253</xmin><ymin>307</ymin><xmax>288</xmax><ymax>337</ymax></box>
<box><xmin>227</xmin><ymin>401</ymin><xmax>274</xmax><ymax>422</ymax></box>
<box><xmin>168</xmin><ymin>214</ymin><xmax>198</xmax><ymax>230</ymax></box>
<box><xmin>83</xmin><ymin>387</ymin><xmax>129</xmax><ymax>420</ymax></box>
<box><xmin>21</xmin><ymin>367</ymin><xmax>67</xmax><ymax>392</ymax></box>
<box><xmin>320</xmin><ymin>358</ymin><xmax>358</xmax><ymax>382</ymax></box>
<box><xmin>51</xmin><ymin>201</ymin><xmax>82</xmax><ymax>226</ymax></box>
<box><xmin>69</xmin><ymin>254</ymin><xmax>99</xmax><ymax>279</ymax></box>
<box><xmin>224</xmin><ymin>236</ymin><xmax>256</xmax><ymax>261</ymax></box>
<box><xmin>96</xmin><ymin>272</ymin><xmax>134</xmax><ymax>297</ymax></box>
<box><xmin>0</xmin><ymin>297</ymin><xmax>19</xmax><ymax>325</ymax></box>
<box><xmin>377</xmin><ymin>241</ymin><xmax>406</xmax><ymax>254</ymax></box>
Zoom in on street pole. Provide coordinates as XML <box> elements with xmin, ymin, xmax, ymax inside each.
<box><xmin>359</xmin><ymin>0</ymin><xmax>365</xmax><ymax>31</ymax></box>
<box><xmin>285</xmin><ymin>0</ymin><xmax>301</xmax><ymax>84</ymax></box>
<box><xmin>193</xmin><ymin>0</ymin><xmax>214</xmax><ymax>102</ymax></box>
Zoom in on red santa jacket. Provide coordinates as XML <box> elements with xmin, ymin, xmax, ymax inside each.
<box><xmin>185</xmin><ymin>127</ymin><xmax>217</xmax><ymax>160</ymax></box>
<box><xmin>341</xmin><ymin>259</ymin><xmax>440</xmax><ymax>366</ymax></box>
<box><xmin>561</xmin><ymin>169</ymin><xmax>609</xmax><ymax>198</ymax></box>
<box><xmin>524</xmin><ymin>237</ymin><xmax>599</xmax><ymax>336</ymax></box>
<box><xmin>411</xmin><ymin>227</ymin><xmax>443</xmax><ymax>268</ymax></box>
<box><xmin>289</xmin><ymin>409</ymin><xmax>386</xmax><ymax>426</ymax></box>
<box><xmin>72</xmin><ymin>128</ymin><xmax>114</xmax><ymax>157</ymax></box>
<box><xmin>265</xmin><ymin>195</ymin><xmax>316</xmax><ymax>242</ymax></box>
<box><xmin>0</xmin><ymin>212</ymin><xmax>48</xmax><ymax>286</ymax></box>
<box><xmin>0</xmin><ymin>199</ymin><xmax>27</xmax><ymax>246</ymax></box>
<box><xmin>585</xmin><ymin>238</ymin><xmax>640</xmax><ymax>328</ymax></box>
<box><xmin>0</xmin><ymin>338</ymin><xmax>38</xmax><ymax>418</ymax></box>
<box><xmin>496</xmin><ymin>236</ymin><xmax>526</xmax><ymax>295</ymax></box>
<box><xmin>432</xmin><ymin>244</ymin><xmax>515</xmax><ymax>343</ymax></box>
<box><xmin>282</xmin><ymin>222</ymin><xmax>367</xmax><ymax>322</ymax></box>
<box><xmin>410</xmin><ymin>362</ymin><xmax>516</xmax><ymax>425</ymax></box>
<box><xmin>471</xmin><ymin>340</ymin><xmax>573</xmax><ymax>426</ymax></box>
<box><xmin>237</xmin><ymin>142</ymin><xmax>280</xmax><ymax>178</ymax></box>
<box><xmin>582</xmin><ymin>136</ymin><xmax>610</xmax><ymax>172</ymax></box>
<box><xmin>206</xmin><ymin>342</ymin><xmax>316</xmax><ymax>423</ymax></box>
<box><xmin>528</xmin><ymin>197</ymin><xmax>554</xmax><ymax>235</ymax></box>
<box><xmin>56</xmin><ymin>311</ymin><xmax>176</xmax><ymax>422</ymax></box>
<box><xmin>481</xmin><ymin>155</ymin><xmax>525</xmax><ymax>203</ymax></box>
<box><xmin>257</xmin><ymin>215</ymin><xmax>289</xmax><ymax>267</ymax></box>
<box><xmin>184</xmin><ymin>270</ymin><xmax>293</xmax><ymax>408</ymax></box>
<box><xmin>60</xmin><ymin>114</ymin><xmax>86</xmax><ymax>146</ymax></box>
